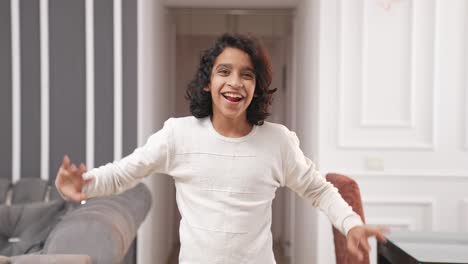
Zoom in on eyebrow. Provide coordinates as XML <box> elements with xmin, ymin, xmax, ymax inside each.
<box><xmin>215</xmin><ymin>64</ymin><xmax>255</xmax><ymax>73</ymax></box>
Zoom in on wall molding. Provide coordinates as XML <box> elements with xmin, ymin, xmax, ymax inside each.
<box><xmin>359</xmin><ymin>120</ymin><xmax>413</xmax><ymax>128</ymax></box>
<box><xmin>336</xmin><ymin>142</ymin><xmax>434</xmax><ymax>150</ymax></box>
<box><xmin>366</xmin><ymin>217</ymin><xmax>415</xmax><ymax>231</ymax></box>
<box><xmin>363</xmin><ymin>196</ymin><xmax>437</xmax><ymax>230</ymax></box>
<box><xmin>360</xmin><ymin>0</ymin><xmax>415</xmax><ymax>128</ymax></box>
<box><xmin>337</xmin><ymin>0</ymin><xmax>436</xmax><ymax>150</ymax></box>
<box><xmin>363</xmin><ymin>196</ymin><xmax>435</xmax><ymax>205</ymax></box>
<box><xmin>350</xmin><ymin>171</ymin><xmax>468</xmax><ymax>179</ymax></box>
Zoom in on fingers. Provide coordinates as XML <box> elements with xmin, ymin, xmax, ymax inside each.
<box><xmin>56</xmin><ymin>156</ymin><xmax>71</xmax><ymax>186</ymax></box>
<box><xmin>347</xmin><ymin>238</ymin><xmax>363</xmax><ymax>261</ymax></box>
<box><xmin>360</xmin><ymin>237</ymin><xmax>371</xmax><ymax>251</ymax></box>
<box><xmin>70</xmin><ymin>163</ymin><xmax>78</xmax><ymax>173</ymax></box>
<box><xmin>79</xmin><ymin>163</ymin><xmax>87</xmax><ymax>172</ymax></box>
<box><xmin>62</xmin><ymin>155</ymin><xmax>70</xmax><ymax>169</ymax></box>
<box><xmin>367</xmin><ymin>227</ymin><xmax>389</xmax><ymax>243</ymax></box>
<box><xmin>376</xmin><ymin>232</ymin><xmax>387</xmax><ymax>243</ymax></box>
<box><xmin>347</xmin><ymin>225</ymin><xmax>390</xmax><ymax>262</ymax></box>
<box><xmin>61</xmin><ymin>156</ymin><xmax>87</xmax><ymax>174</ymax></box>
<box><xmin>349</xmin><ymin>238</ymin><xmax>373</xmax><ymax>261</ymax></box>
<box><xmin>62</xmin><ymin>156</ymin><xmax>85</xmax><ymax>173</ymax></box>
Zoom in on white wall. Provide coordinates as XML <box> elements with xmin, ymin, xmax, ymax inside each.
<box><xmin>137</xmin><ymin>0</ymin><xmax>175</xmax><ymax>262</ymax></box>
<box><xmin>315</xmin><ymin>0</ymin><xmax>468</xmax><ymax>263</ymax></box>
<box><xmin>138</xmin><ymin>1</ymin><xmax>468</xmax><ymax>264</ymax></box>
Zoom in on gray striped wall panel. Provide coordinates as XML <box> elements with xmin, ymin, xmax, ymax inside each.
<box><xmin>20</xmin><ymin>0</ymin><xmax>41</xmax><ymax>178</ymax></box>
<box><xmin>94</xmin><ymin>0</ymin><xmax>114</xmax><ymax>166</ymax></box>
<box><xmin>123</xmin><ymin>0</ymin><xmax>138</xmax><ymax>156</ymax></box>
<box><xmin>0</xmin><ymin>0</ymin><xmax>12</xmax><ymax>180</ymax></box>
<box><xmin>49</xmin><ymin>0</ymin><xmax>86</xmax><ymax>182</ymax></box>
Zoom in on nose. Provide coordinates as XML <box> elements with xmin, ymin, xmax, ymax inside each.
<box><xmin>227</xmin><ymin>73</ymin><xmax>243</xmax><ymax>89</ymax></box>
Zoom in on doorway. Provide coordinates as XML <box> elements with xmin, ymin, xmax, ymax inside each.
<box><xmin>168</xmin><ymin>8</ymin><xmax>295</xmax><ymax>264</ymax></box>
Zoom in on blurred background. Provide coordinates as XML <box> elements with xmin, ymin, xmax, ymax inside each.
<box><xmin>1</xmin><ymin>0</ymin><xmax>467</xmax><ymax>263</ymax></box>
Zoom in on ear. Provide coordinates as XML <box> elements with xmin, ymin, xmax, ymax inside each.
<box><xmin>203</xmin><ymin>85</ymin><xmax>210</xmax><ymax>92</ymax></box>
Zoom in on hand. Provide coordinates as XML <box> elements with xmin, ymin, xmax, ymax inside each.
<box><xmin>55</xmin><ymin>155</ymin><xmax>92</xmax><ymax>202</ymax></box>
<box><xmin>347</xmin><ymin>225</ymin><xmax>389</xmax><ymax>261</ymax></box>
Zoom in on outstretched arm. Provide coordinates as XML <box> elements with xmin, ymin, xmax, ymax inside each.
<box><xmin>283</xmin><ymin>130</ymin><xmax>388</xmax><ymax>259</ymax></box>
<box><xmin>56</xmin><ymin>119</ymin><xmax>174</xmax><ymax>201</ymax></box>
<box><xmin>81</xmin><ymin>119</ymin><xmax>174</xmax><ymax>198</ymax></box>
<box><xmin>284</xmin><ymin>132</ymin><xmax>363</xmax><ymax>234</ymax></box>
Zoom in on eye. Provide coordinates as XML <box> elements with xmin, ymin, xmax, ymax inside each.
<box><xmin>217</xmin><ymin>69</ymin><xmax>229</xmax><ymax>75</ymax></box>
<box><xmin>242</xmin><ymin>72</ymin><xmax>255</xmax><ymax>80</ymax></box>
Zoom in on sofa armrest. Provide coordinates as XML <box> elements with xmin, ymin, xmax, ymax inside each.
<box><xmin>42</xmin><ymin>183</ymin><xmax>151</xmax><ymax>264</ymax></box>
<box><xmin>9</xmin><ymin>254</ymin><xmax>92</xmax><ymax>264</ymax></box>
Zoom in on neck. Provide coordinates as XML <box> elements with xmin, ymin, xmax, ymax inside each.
<box><xmin>211</xmin><ymin>113</ymin><xmax>253</xmax><ymax>138</ymax></box>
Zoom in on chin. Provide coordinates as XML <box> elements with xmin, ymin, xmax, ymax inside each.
<box><xmin>219</xmin><ymin>109</ymin><xmax>246</xmax><ymax>120</ymax></box>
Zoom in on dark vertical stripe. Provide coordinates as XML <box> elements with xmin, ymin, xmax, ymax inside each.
<box><xmin>0</xmin><ymin>1</ymin><xmax>12</xmax><ymax>180</ymax></box>
<box><xmin>49</xmin><ymin>0</ymin><xmax>86</xmax><ymax>182</ymax></box>
<box><xmin>123</xmin><ymin>0</ymin><xmax>138</xmax><ymax>156</ymax></box>
<box><xmin>20</xmin><ymin>0</ymin><xmax>41</xmax><ymax>178</ymax></box>
<box><xmin>123</xmin><ymin>3</ymin><xmax>138</xmax><ymax>263</ymax></box>
<box><xmin>94</xmin><ymin>0</ymin><xmax>114</xmax><ymax>166</ymax></box>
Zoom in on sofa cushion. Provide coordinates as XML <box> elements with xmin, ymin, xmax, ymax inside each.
<box><xmin>0</xmin><ymin>200</ymin><xmax>67</xmax><ymax>256</ymax></box>
<box><xmin>11</xmin><ymin>179</ymin><xmax>48</xmax><ymax>204</ymax></box>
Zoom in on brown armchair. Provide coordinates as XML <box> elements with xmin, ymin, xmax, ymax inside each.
<box><xmin>326</xmin><ymin>173</ymin><xmax>369</xmax><ymax>264</ymax></box>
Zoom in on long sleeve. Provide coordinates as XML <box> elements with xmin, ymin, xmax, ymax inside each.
<box><xmin>284</xmin><ymin>131</ymin><xmax>363</xmax><ymax>235</ymax></box>
<box><xmin>82</xmin><ymin>119</ymin><xmax>174</xmax><ymax>198</ymax></box>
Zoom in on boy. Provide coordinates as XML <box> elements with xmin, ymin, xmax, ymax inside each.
<box><xmin>56</xmin><ymin>33</ymin><xmax>386</xmax><ymax>263</ymax></box>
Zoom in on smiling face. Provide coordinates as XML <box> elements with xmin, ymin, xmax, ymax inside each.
<box><xmin>204</xmin><ymin>47</ymin><xmax>256</xmax><ymax>124</ymax></box>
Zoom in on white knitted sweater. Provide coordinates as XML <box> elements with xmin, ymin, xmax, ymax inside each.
<box><xmin>83</xmin><ymin>116</ymin><xmax>363</xmax><ymax>263</ymax></box>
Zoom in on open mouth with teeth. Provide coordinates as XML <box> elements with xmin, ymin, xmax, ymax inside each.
<box><xmin>222</xmin><ymin>92</ymin><xmax>244</xmax><ymax>103</ymax></box>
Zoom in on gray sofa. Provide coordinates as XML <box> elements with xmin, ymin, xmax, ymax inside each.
<box><xmin>0</xmin><ymin>178</ymin><xmax>152</xmax><ymax>264</ymax></box>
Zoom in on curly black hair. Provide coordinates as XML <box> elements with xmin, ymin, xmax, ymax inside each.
<box><xmin>185</xmin><ymin>33</ymin><xmax>277</xmax><ymax>126</ymax></box>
